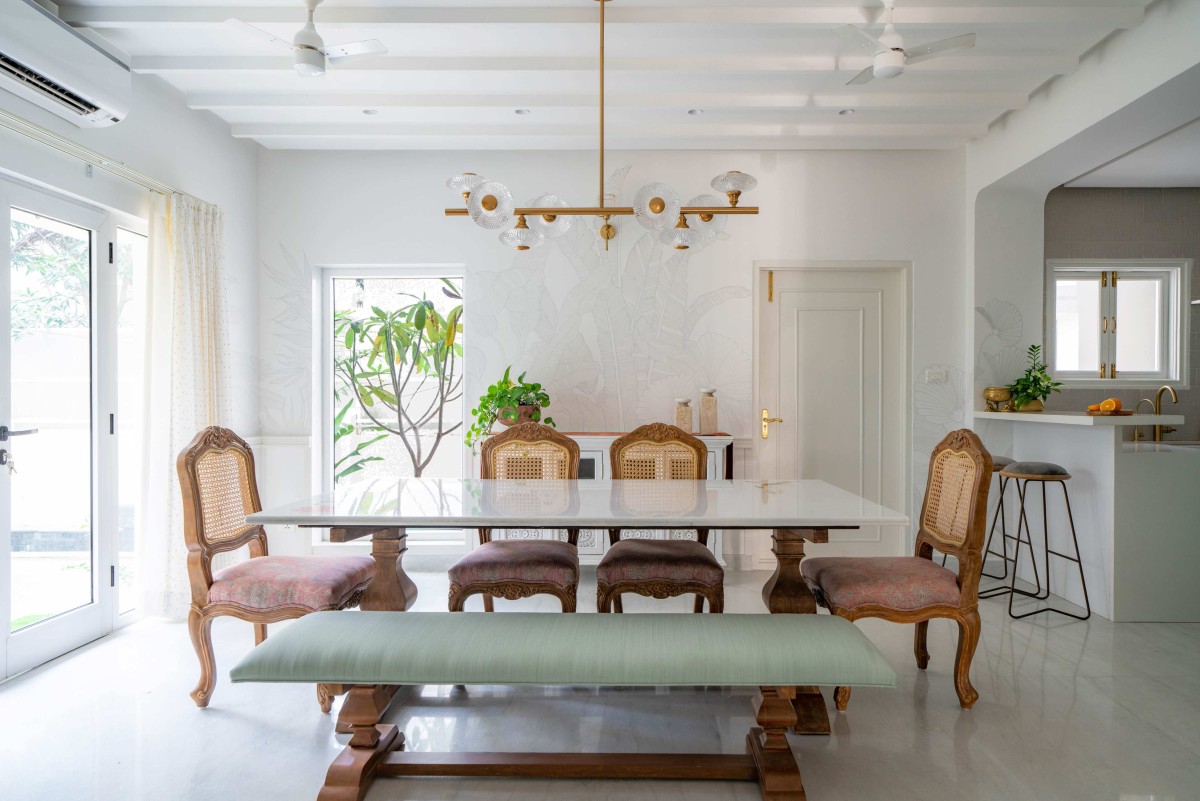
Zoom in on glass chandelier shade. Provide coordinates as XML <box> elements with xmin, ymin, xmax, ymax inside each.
<box><xmin>447</xmin><ymin>172</ymin><xmax>487</xmax><ymax>202</ymax></box>
<box><xmin>710</xmin><ymin>171</ymin><xmax>758</xmax><ymax>207</ymax></box>
<box><xmin>687</xmin><ymin>194</ymin><xmax>728</xmax><ymax>239</ymax></box>
<box><xmin>633</xmin><ymin>182</ymin><xmax>681</xmax><ymax>232</ymax></box>
<box><xmin>499</xmin><ymin>215</ymin><xmax>546</xmax><ymax>251</ymax></box>
<box><xmin>467</xmin><ymin>181</ymin><xmax>515</xmax><ymax>230</ymax></box>
<box><xmin>659</xmin><ymin>213</ymin><xmax>700</xmax><ymax>250</ymax></box>
<box><xmin>526</xmin><ymin>193</ymin><xmax>573</xmax><ymax>239</ymax></box>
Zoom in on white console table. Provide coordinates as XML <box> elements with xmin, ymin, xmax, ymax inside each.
<box><xmin>468</xmin><ymin>432</ymin><xmax>735</xmax><ymax>565</ymax></box>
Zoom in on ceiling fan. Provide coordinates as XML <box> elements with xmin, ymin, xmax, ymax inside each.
<box><xmin>228</xmin><ymin>2</ymin><xmax>387</xmax><ymax>77</ymax></box>
<box><xmin>834</xmin><ymin>1</ymin><xmax>975</xmax><ymax>85</ymax></box>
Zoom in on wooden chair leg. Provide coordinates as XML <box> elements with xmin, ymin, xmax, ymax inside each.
<box><xmin>317</xmin><ymin>684</ymin><xmax>335</xmax><ymax>714</ymax></box>
<box><xmin>483</xmin><ymin>594</ymin><xmax>495</xmax><ymax>613</ymax></box>
<box><xmin>708</xmin><ymin>587</ymin><xmax>724</xmax><ymax>614</ymax></box>
<box><xmin>561</xmin><ymin>589</ymin><xmax>577</xmax><ymax>613</ymax></box>
<box><xmin>954</xmin><ymin>609</ymin><xmax>982</xmax><ymax>709</ymax></box>
<box><xmin>914</xmin><ymin>620</ymin><xmax>930</xmax><ymax>670</ymax></box>
<box><xmin>254</xmin><ymin>623</ymin><xmax>267</xmax><ymax>646</ymax></box>
<box><xmin>834</xmin><ymin>687</ymin><xmax>852</xmax><ymax>711</ymax></box>
<box><xmin>448</xmin><ymin>586</ymin><xmax>468</xmax><ymax>612</ymax></box>
<box><xmin>613</xmin><ymin>595</ymin><xmax>624</xmax><ymax>614</ymax></box>
<box><xmin>187</xmin><ymin>607</ymin><xmax>217</xmax><ymax>708</ymax></box>
<box><xmin>693</xmin><ymin>595</ymin><xmax>705</xmax><ymax>613</ymax></box>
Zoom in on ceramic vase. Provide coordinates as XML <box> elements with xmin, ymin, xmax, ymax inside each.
<box><xmin>699</xmin><ymin>388</ymin><xmax>718</xmax><ymax>435</ymax></box>
<box><xmin>674</xmin><ymin>398</ymin><xmax>693</xmax><ymax>433</ymax></box>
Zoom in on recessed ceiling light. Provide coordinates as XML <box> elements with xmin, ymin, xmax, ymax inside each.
<box><xmin>515</xmin><ymin>108</ymin><xmax>532</xmax><ymax>115</ymax></box>
<box><xmin>838</xmin><ymin>108</ymin><xmax>855</xmax><ymax>116</ymax></box>
<box><xmin>362</xmin><ymin>108</ymin><xmax>378</xmax><ymax>115</ymax></box>
<box><xmin>688</xmin><ymin>108</ymin><xmax>704</xmax><ymax>116</ymax></box>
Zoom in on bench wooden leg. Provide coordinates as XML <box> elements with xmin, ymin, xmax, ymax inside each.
<box><xmin>317</xmin><ymin>724</ymin><xmax>403</xmax><ymax>801</ymax></box>
<box><xmin>748</xmin><ymin>686</ymin><xmax>806</xmax><ymax>800</ymax></box>
<box><xmin>335</xmin><ymin>684</ymin><xmax>402</xmax><ymax>734</ymax></box>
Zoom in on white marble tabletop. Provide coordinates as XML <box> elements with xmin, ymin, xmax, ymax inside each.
<box><xmin>249</xmin><ymin>478</ymin><xmax>909</xmax><ymax>530</ymax></box>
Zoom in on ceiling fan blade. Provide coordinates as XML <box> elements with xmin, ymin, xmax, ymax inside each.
<box><xmin>833</xmin><ymin>24</ymin><xmax>888</xmax><ymax>54</ymax></box>
<box><xmin>846</xmin><ymin>65</ymin><xmax>876</xmax><ymax>86</ymax></box>
<box><xmin>904</xmin><ymin>33</ymin><xmax>976</xmax><ymax>65</ymax></box>
<box><xmin>227</xmin><ymin>18</ymin><xmax>294</xmax><ymax>52</ymax></box>
<box><xmin>323</xmin><ymin>39</ymin><xmax>387</xmax><ymax>63</ymax></box>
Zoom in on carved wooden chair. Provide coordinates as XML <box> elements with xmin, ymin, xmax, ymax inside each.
<box><xmin>801</xmin><ymin>428</ymin><xmax>992</xmax><ymax>710</ymax></box>
<box><xmin>177</xmin><ymin>427</ymin><xmax>376</xmax><ymax>709</ymax></box>
<box><xmin>448</xmin><ymin>422</ymin><xmax>580</xmax><ymax>612</ymax></box>
<box><xmin>596</xmin><ymin>423</ymin><xmax>723</xmax><ymax>613</ymax></box>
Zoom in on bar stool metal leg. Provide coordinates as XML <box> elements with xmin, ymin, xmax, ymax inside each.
<box><xmin>1007</xmin><ymin>476</ymin><xmax>1091</xmax><ymax>621</ymax></box>
<box><xmin>1005</xmin><ymin>478</ymin><xmax>1045</xmax><ymax>611</ymax></box>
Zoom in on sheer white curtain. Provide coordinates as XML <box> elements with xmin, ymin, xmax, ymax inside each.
<box><xmin>139</xmin><ymin>193</ymin><xmax>233</xmax><ymax>619</ymax></box>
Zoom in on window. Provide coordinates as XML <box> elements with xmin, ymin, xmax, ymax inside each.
<box><xmin>319</xmin><ymin>267</ymin><xmax>465</xmax><ymax>545</ymax></box>
<box><xmin>1047</xmin><ymin>260</ymin><xmax>1191</xmax><ymax>386</ymax></box>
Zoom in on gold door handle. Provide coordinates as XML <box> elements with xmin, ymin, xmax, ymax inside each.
<box><xmin>761</xmin><ymin>409</ymin><xmax>784</xmax><ymax>439</ymax></box>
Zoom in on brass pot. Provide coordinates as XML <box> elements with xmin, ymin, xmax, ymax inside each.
<box><xmin>1013</xmin><ymin>398</ymin><xmax>1044</xmax><ymax>413</ymax></box>
<box><xmin>983</xmin><ymin>386</ymin><xmax>1012</xmax><ymax>412</ymax></box>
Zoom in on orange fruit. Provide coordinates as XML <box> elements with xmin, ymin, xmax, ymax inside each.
<box><xmin>1087</xmin><ymin>403</ymin><xmax>1102</xmax><ymax>412</ymax></box>
<box><xmin>1099</xmin><ymin>398</ymin><xmax>1121</xmax><ymax>412</ymax></box>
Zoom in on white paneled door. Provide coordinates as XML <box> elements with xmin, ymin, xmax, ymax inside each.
<box><xmin>758</xmin><ymin>263</ymin><xmax>909</xmax><ymax>561</ymax></box>
<box><xmin>1</xmin><ymin>178</ymin><xmax>144</xmax><ymax>678</ymax></box>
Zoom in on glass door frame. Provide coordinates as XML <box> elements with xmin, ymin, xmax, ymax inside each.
<box><xmin>1</xmin><ymin>177</ymin><xmax>146</xmax><ymax>679</ymax></box>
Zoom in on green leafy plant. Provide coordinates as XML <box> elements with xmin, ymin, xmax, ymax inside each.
<box><xmin>464</xmin><ymin>366</ymin><xmax>555</xmax><ymax>450</ymax></box>
<box><xmin>332</xmin><ymin>398</ymin><xmax>386</xmax><ymax>481</ymax></box>
<box><xmin>1006</xmin><ymin>344</ymin><xmax>1062</xmax><ymax>410</ymax></box>
<box><xmin>334</xmin><ymin>279</ymin><xmax>463</xmax><ymax>478</ymax></box>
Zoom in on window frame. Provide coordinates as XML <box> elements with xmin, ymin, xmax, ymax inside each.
<box><xmin>1045</xmin><ymin>258</ymin><xmax>1191</xmax><ymax>389</ymax></box>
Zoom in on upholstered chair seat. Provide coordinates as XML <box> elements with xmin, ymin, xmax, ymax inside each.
<box><xmin>801</xmin><ymin>556</ymin><xmax>961</xmax><ymax>613</ymax></box>
<box><xmin>448</xmin><ymin>540</ymin><xmax>578</xmax><ymax>591</ymax></box>
<box><xmin>598</xmin><ymin>539</ymin><xmax>722</xmax><ymax>588</ymax></box>
<box><xmin>208</xmin><ymin>555</ymin><xmax>375</xmax><ymax>612</ymax></box>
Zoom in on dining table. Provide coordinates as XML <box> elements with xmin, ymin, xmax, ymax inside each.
<box><xmin>248</xmin><ymin>476</ymin><xmax>908</xmax><ymax>735</ymax></box>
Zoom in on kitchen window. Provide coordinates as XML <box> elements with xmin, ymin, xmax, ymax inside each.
<box><xmin>1046</xmin><ymin>259</ymin><xmax>1191</xmax><ymax>386</ymax></box>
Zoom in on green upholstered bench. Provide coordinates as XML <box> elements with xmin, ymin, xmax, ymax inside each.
<box><xmin>232</xmin><ymin>611</ymin><xmax>896</xmax><ymax>801</ymax></box>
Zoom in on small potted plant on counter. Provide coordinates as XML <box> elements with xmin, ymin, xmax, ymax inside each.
<box><xmin>1006</xmin><ymin>344</ymin><xmax>1062</xmax><ymax>412</ymax></box>
<box><xmin>465</xmin><ymin>366</ymin><xmax>557</xmax><ymax>449</ymax></box>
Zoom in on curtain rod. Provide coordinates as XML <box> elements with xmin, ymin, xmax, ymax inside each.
<box><xmin>0</xmin><ymin>107</ymin><xmax>179</xmax><ymax>197</ymax></box>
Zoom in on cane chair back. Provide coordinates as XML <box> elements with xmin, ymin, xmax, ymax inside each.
<box><xmin>479</xmin><ymin>422</ymin><xmax>580</xmax><ymax>545</ymax></box>
<box><xmin>610</xmin><ymin>423</ymin><xmax>707</xmax><ymax>481</ymax></box>
<box><xmin>914</xmin><ymin>429</ymin><xmax>993</xmax><ymax>595</ymax></box>
<box><xmin>177</xmin><ymin>427</ymin><xmax>269</xmax><ymax>600</ymax></box>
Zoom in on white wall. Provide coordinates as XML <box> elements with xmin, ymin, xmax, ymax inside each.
<box><xmin>0</xmin><ymin>73</ymin><xmax>260</xmax><ymax>434</ymax></box>
<box><xmin>257</xmin><ymin>148</ymin><xmax>967</xmax><ymax>557</ymax></box>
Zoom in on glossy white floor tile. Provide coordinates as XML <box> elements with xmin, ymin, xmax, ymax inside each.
<box><xmin>2</xmin><ymin>569</ymin><xmax>1198</xmax><ymax>801</ymax></box>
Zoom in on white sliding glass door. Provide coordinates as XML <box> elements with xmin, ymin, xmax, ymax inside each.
<box><xmin>0</xmin><ymin>178</ymin><xmax>144</xmax><ymax>678</ymax></box>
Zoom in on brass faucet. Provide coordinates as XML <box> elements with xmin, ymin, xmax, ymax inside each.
<box><xmin>1154</xmin><ymin>385</ymin><xmax>1179</xmax><ymax>442</ymax></box>
<box><xmin>1133</xmin><ymin>398</ymin><xmax>1155</xmax><ymax>442</ymax></box>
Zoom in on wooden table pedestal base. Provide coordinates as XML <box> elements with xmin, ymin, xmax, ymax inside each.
<box><xmin>319</xmin><ymin>685</ymin><xmax>807</xmax><ymax>801</ymax></box>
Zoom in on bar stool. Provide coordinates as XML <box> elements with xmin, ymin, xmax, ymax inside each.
<box><xmin>1000</xmin><ymin>461</ymin><xmax>1091</xmax><ymax>621</ymax></box>
<box><xmin>944</xmin><ymin>454</ymin><xmax>1014</xmax><ymax>579</ymax></box>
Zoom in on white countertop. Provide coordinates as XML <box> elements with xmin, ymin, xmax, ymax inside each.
<box><xmin>250</xmin><ymin>478</ymin><xmax>909</xmax><ymax>530</ymax></box>
<box><xmin>973</xmin><ymin>410</ymin><xmax>1185</xmax><ymax>427</ymax></box>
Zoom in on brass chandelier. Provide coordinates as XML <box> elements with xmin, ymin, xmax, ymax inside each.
<box><xmin>445</xmin><ymin>0</ymin><xmax>759</xmax><ymax>251</ymax></box>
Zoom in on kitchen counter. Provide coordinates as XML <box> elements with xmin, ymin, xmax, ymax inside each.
<box><xmin>973</xmin><ymin>410</ymin><xmax>1184</xmax><ymax>427</ymax></box>
<box><xmin>973</xmin><ymin>409</ymin><xmax>1198</xmax><ymax>622</ymax></box>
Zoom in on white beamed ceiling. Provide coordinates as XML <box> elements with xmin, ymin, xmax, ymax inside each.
<box><xmin>60</xmin><ymin>0</ymin><xmax>1153</xmax><ymax>150</ymax></box>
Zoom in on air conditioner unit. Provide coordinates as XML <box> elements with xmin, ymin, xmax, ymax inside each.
<box><xmin>0</xmin><ymin>0</ymin><xmax>130</xmax><ymax>127</ymax></box>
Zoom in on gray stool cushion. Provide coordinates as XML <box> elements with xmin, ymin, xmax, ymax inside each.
<box><xmin>991</xmin><ymin>455</ymin><xmax>1015</xmax><ymax>472</ymax></box>
<box><xmin>1001</xmin><ymin>461</ymin><xmax>1070</xmax><ymax>479</ymax></box>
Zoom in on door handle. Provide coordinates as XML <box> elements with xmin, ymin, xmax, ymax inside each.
<box><xmin>761</xmin><ymin>409</ymin><xmax>784</xmax><ymax>439</ymax></box>
<box><xmin>0</xmin><ymin>426</ymin><xmax>38</xmax><ymax>441</ymax></box>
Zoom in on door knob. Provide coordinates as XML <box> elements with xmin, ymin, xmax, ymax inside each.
<box><xmin>761</xmin><ymin>409</ymin><xmax>784</xmax><ymax>439</ymax></box>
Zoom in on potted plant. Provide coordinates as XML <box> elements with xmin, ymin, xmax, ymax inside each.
<box><xmin>465</xmin><ymin>366</ymin><xmax>556</xmax><ymax>449</ymax></box>
<box><xmin>1006</xmin><ymin>344</ymin><xmax>1062</xmax><ymax>412</ymax></box>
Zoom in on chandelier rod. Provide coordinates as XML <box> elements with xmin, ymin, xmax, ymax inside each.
<box><xmin>446</xmin><ymin>206</ymin><xmax>759</xmax><ymax>218</ymax></box>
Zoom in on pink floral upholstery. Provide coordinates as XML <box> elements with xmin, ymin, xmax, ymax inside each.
<box><xmin>596</xmin><ymin>539</ymin><xmax>722</xmax><ymax>587</ymax></box>
<box><xmin>449</xmin><ymin>540</ymin><xmax>579</xmax><ymax>589</ymax></box>
<box><xmin>801</xmin><ymin>556</ymin><xmax>961</xmax><ymax>613</ymax></box>
<box><xmin>208</xmin><ymin>555</ymin><xmax>375</xmax><ymax>611</ymax></box>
